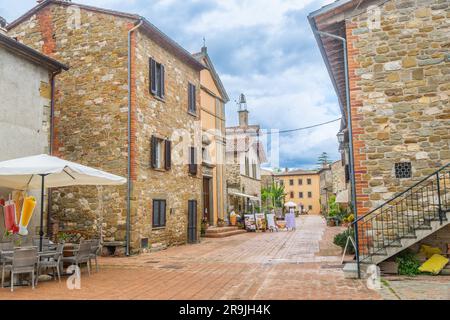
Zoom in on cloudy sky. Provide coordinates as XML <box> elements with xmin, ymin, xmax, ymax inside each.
<box><xmin>0</xmin><ymin>0</ymin><xmax>341</xmax><ymax>170</ymax></box>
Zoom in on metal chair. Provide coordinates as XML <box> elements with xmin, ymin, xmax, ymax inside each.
<box><xmin>88</xmin><ymin>239</ymin><xmax>102</xmax><ymax>272</ymax></box>
<box><xmin>1</xmin><ymin>247</ymin><xmax>38</xmax><ymax>292</ymax></box>
<box><xmin>36</xmin><ymin>242</ymin><xmax>65</xmax><ymax>283</ymax></box>
<box><xmin>62</xmin><ymin>242</ymin><xmax>92</xmax><ymax>276</ymax></box>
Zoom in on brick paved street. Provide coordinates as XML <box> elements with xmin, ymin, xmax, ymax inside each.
<box><xmin>2</xmin><ymin>215</ymin><xmax>447</xmax><ymax>300</ymax></box>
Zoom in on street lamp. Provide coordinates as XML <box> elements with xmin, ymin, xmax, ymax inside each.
<box><xmin>337</xmin><ymin>131</ymin><xmax>345</xmax><ymax>144</ymax></box>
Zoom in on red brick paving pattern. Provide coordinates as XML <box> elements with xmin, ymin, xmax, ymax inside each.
<box><xmin>0</xmin><ymin>216</ymin><xmax>381</xmax><ymax>300</ymax></box>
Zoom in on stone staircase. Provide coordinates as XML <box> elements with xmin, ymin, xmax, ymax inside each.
<box><xmin>353</xmin><ymin>163</ymin><xmax>450</xmax><ymax>266</ymax></box>
<box><xmin>202</xmin><ymin>226</ymin><xmax>247</xmax><ymax>238</ymax></box>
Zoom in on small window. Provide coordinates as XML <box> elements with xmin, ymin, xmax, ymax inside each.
<box><xmin>299</xmin><ymin>192</ymin><xmax>303</xmax><ymax>198</ymax></box>
<box><xmin>152</xmin><ymin>199</ymin><xmax>166</xmax><ymax>228</ymax></box>
<box><xmin>290</xmin><ymin>191</ymin><xmax>294</xmax><ymax>199</ymax></box>
<box><xmin>188</xmin><ymin>146</ymin><xmax>198</xmax><ymax>175</ymax></box>
<box><xmin>252</xmin><ymin>162</ymin><xmax>257</xmax><ymax>178</ymax></box>
<box><xmin>298</xmin><ymin>179</ymin><xmax>303</xmax><ymax>185</ymax></box>
<box><xmin>307</xmin><ymin>178</ymin><xmax>312</xmax><ymax>185</ymax></box>
<box><xmin>245</xmin><ymin>156</ymin><xmax>249</xmax><ymax>176</ymax></box>
<box><xmin>151</xmin><ymin>136</ymin><xmax>171</xmax><ymax>170</ymax></box>
<box><xmin>308</xmin><ymin>192</ymin><xmax>312</xmax><ymax>198</ymax></box>
<box><xmin>188</xmin><ymin>83</ymin><xmax>196</xmax><ymax>114</ymax></box>
<box><xmin>289</xmin><ymin>179</ymin><xmax>294</xmax><ymax>186</ymax></box>
<box><xmin>395</xmin><ymin>162</ymin><xmax>412</xmax><ymax>179</ymax></box>
<box><xmin>149</xmin><ymin>58</ymin><xmax>165</xmax><ymax>99</ymax></box>
<box><xmin>141</xmin><ymin>238</ymin><xmax>149</xmax><ymax>249</ymax></box>
<box><xmin>308</xmin><ymin>205</ymin><xmax>313</xmax><ymax>210</ymax></box>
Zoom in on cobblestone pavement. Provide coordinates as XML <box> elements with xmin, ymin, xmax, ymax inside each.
<box><xmin>379</xmin><ymin>276</ymin><xmax>450</xmax><ymax>300</ymax></box>
<box><xmin>0</xmin><ymin>216</ymin><xmax>383</xmax><ymax>300</ymax></box>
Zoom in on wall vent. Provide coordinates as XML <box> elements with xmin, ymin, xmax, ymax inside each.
<box><xmin>395</xmin><ymin>162</ymin><xmax>412</xmax><ymax>179</ymax></box>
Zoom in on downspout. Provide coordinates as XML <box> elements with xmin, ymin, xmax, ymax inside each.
<box><xmin>313</xmin><ymin>29</ymin><xmax>361</xmax><ymax>278</ymax></box>
<box><xmin>47</xmin><ymin>70</ymin><xmax>62</xmax><ymax>238</ymax></box>
<box><xmin>126</xmin><ymin>19</ymin><xmax>143</xmax><ymax>256</ymax></box>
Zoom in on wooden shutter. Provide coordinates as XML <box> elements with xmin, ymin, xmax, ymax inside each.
<box><xmin>192</xmin><ymin>84</ymin><xmax>196</xmax><ymax>112</ymax></box>
<box><xmin>160</xmin><ymin>64</ymin><xmax>165</xmax><ymax>98</ymax></box>
<box><xmin>150</xmin><ymin>58</ymin><xmax>157</xmax><ymax>95</ymax></box>
<box><xmin>189</xmin><ymin>147</ymin><xmax>197</xmax><ymax>175</ymax></box>
<box><xmin>152</xmin><ymin>200</ymin><xmax>159</xmax><ymax>227</ymax></box>
<box><xmin>150</xmin><ymin>136</ymin><xmax>157</xmax><ymax>168</ymax></box>
<box><xmin>160</xmin><ymin>200</ymin><xmax>166</xmax><ymax>227</ymax></box>
<box><xmin>188</xmin><ymin>83</ymin><xmax>196</xmax><ymax>113</ymax></box>
<box><xmin>188</xmin><ymin>84</ymin><xmax>192</xmax><ymax>112</ymax></box>
<box><xmin>164</xmin><ymin>140</ymin><xmax>171</xmax><ymax>170</ymax></box>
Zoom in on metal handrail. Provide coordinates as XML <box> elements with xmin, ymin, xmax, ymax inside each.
<box><xmin>352</xmin><ymin>163</ymin><xmax>450</xmax><ymax>225</ymax></box>
<box><xmin>350</xmin><ymin>163</ymin><xmax>449</xmax><ymax>264</ymax></box>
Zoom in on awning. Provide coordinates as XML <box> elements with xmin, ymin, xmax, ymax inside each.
<box><xmin>335</xmin><ymin>190</ymin><xmax>349</xmax><ymax>203</ymax></box>
<box><xmin>228</xmin><ymin>190</ymin><xmax>260</xmax><ymax>202</ymax></box>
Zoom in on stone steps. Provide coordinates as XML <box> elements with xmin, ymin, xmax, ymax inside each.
<box><xmin>203</xmin><ymin>226</ymin><xmax>247</xmax><ymax>238</ymax></box>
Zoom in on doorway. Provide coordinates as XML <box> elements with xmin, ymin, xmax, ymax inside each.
<box><xmin>188</xmin><ymin>200</ymin><xmax>197</xmax><ymax>243</ymax></box>
<box><xmin>202</xmin><ymin>177</ymin><xmax>213</xmax><ymax>225</ymax></box>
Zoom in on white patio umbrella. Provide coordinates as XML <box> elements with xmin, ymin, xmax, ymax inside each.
<box><xmin>284</xmin><ymin>201</ymin><xmax>297</xmax><ymax>208</ymax></box>
<box><xmin>0</xmin><ymin>154</ymin><xmax>126</xmax><ymax>250</ymax></box>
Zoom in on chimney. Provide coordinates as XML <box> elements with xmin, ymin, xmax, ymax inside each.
<box><xmin>237</xmin><ymin>93</ymin><xmax>249</xmax><ymax>127</ymax></box>
<box><xmin>284</xmin><ymin>168</ymin><xmax>289</xmax><ymax>173</ymax></box>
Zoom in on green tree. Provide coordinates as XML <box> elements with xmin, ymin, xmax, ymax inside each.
<box><xmin>317</xmin><ymin>152</ymin><xmax>330</xmax><ymax>167</ymax></box>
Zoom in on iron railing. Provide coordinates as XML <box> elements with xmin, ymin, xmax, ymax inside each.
<box><xmin>351</xmin><ymin>163</ymin><xmax>449</xmax><ymax>263</ymax></box>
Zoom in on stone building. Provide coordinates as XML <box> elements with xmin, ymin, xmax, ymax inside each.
<box><xmin>275</xmin><ymin>169</ymin><xmax>322</xmax><ymax>215</ymax></box>
<box><xmin>309</xmin><ymin>0</ymin><xmax>449</xmax><ymax>216</ymax></box>
<box><xmin>193</xmin><ymin>46</ymin><xmax>229</xmax><ymax>226</ymax></box>
<box><xmin>0</xmin><ymin>30</ymin><xmax>67</xmax><ymax>236</ymax></box>
<box><xmin>319</xmin><ymin>160</ymin><xmax>350</xmax><ymax>215</ymax></box>
<box><xmin>225</xmin><ymin>95</ymin><xmax>266</xmax><ymax>214</ymax></box>
<box><xmin>309</xmin><ymin>0</ymin><xmax>449</xmax><ymax>265</ymax></box>
<box><xmin>7</xmin><ymin>0</ymin><xmax>205</xmax><ymax>254</ymax></box>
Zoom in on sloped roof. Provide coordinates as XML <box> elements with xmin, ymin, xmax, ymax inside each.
<box><xmin>7</xmin><ymin>0</ymin><xmax>204</xmax><ymax>71</ymax></box>
<box><xmin>193</xmin><ymin>47</ymin><xmax>230</xmax><ymax>102</ymax></box>
<box><xmin>0</xmin><ymin>32</ymin><xmax>68</xmax><ymax>72</ymax></box>
<box><xmin>274</xmin><ymin>169</ymin><xmax>320</xmax><ymax>176</ymax></box>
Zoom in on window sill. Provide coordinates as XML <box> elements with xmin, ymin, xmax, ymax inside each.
<box><xmin>152</xmin><ymin>226</ymin><xmax>166</xmax><ymax>230</ymax></box>
<box><xmin>151</xmin><ymin>94</ymin><xmax>166</xmax><ymax>103</ymax></box>
<box><xmin>152</xmin><ymin>167</ymin><xmax>168</xmax><ymax>172</ymax></box>
<box><xmin>187</xmin><ymin>110</ymin><xmax>198</xmax><ymax>118</ymax></box>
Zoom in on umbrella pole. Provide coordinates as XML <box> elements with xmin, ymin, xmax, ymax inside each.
<box><xmin>39</xmin><ymin>174</ymin><xmax>45</xmax><ymax>252</ymax></box>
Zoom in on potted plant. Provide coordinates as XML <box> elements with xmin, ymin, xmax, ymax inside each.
<box><xmin>200</xmin><ymin>217</ymin><xmax>209</xmax><ymax>236</ymax></box>
<box><xmin>217</xmin><ymin>218</ymin><xmax>226</xmax><ymax>227</ymax></box>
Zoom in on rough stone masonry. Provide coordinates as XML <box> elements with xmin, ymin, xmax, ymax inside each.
<box><xmin>8</xmin><ymin>1</ymin><xmax>203</xmax><ymax>254</ymax></box>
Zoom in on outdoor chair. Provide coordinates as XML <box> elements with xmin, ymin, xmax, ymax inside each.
<box><xmin>32</xmin><ymin>237</ymin><xmax>53</xmax><ymax>251</ymax></box>
<box><xmin>36</xmin><ymin>242</ymin><xmax>64</xmax><ymax>284</ymax></box>
<box><xmin>62</xmin><ymin>242</ymin><xmax>92</xmax><ymax>276</ymax></box>
<box><xmin>0</xmin><ymin>242</ymin><xmax>14</xmax><ymax>278</ymax></box>
<box><xmin>1</xmin><ymin>247</ymin><xmax>38</xmax><ymax>292</ymax></box>
<box><xmin>87</xmin><ymin>239</ymin><xmax>102</xmax><ymax>272</ymax></box>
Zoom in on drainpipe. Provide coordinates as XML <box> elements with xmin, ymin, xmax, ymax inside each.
<box><xmin>314</xmin><ymin>30</ymin><xmax>361</xmax><ymax>279</ymax></box>
<box><xmin>126</xmin><ymin>20</ymin><xmax>143</xmax><ymax>256</ymax></box>
<box><xmin>47</xmin><ymin>70</ymin><xmax>62</xmax><ymax>238</ymax></box>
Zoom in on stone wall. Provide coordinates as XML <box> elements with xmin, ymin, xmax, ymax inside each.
<box><xmin>9</xmin><ymin>4</ymin><xmax>132</xmax><ymax>242</ymax></box>
<box><xmin>346</xmin><ymin>0</ymin><xmax>450</xmax><ymax>216</ymax></box>
<box><xmin>8</xmin><ymin>3</ymin><xmax>202</xmax><ymax>252</ymax></box>
<box><xmin>331</xmin><ymin>160</ymin><xmax>346</xmax><ymax>194</ymax></box>
<box><xmin>131</xmin><ymin>29</ymin><xmax>202</xmax><ymax>250</ymax></box>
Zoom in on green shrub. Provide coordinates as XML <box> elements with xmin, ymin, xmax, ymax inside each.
<box><xmin>396</xmin><ymin>250</ymin><xmax>421</xmax><ymax>276</ymax></box>
<box><xmin>333</xmin><ymin>229</ymin><xmax>355</xmax><ymax>254</ymax></box>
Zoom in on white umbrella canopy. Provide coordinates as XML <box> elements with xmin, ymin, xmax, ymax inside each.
<box><xmin>0</xmin><ymin>154</ymin><xmax>126</xmax><ymax>250</ymax></box>
<box><xmin>0</xmin><ymin>154</ymin><xmax>126</xmax><ymax>190</ymax></box>
<box><xmin>284</xmin><ymin>201</ymin><xmax>297</xmax><ymax>208</ymax></box>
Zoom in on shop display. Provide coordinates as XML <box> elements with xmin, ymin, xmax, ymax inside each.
<box><xmin>18</xmin><ymin>195</ymin><xmax>36</xmax><ymax>236</ymax></box>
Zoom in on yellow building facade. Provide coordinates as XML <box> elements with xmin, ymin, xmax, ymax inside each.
<box><xmin>193</xmin><ymin>47</ymin><xmax>229</xmax><ymax>225</ymax></box>
<box><xmin>275</xmin><ymin>170</ymin><xmax>321</xmax><ymax>215</ymax></box>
